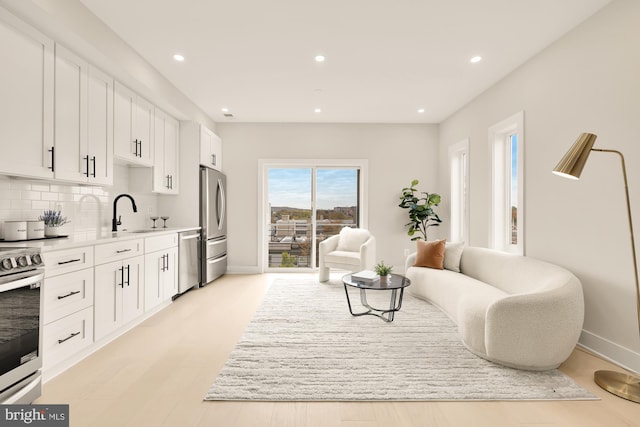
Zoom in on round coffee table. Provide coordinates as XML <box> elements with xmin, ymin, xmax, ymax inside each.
<box><xmin>342</xmin><ymin>273</ymin><xmax>411</xmax><ymax>322</ymax></box>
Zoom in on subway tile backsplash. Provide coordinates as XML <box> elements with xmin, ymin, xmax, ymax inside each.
<box><xmin>0</xmin><ymin>165</ymin><xmax>160</xmax><ymax>239</ymax></box>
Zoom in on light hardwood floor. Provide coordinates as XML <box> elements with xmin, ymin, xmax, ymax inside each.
<box><xmin>36</xmin><ymin>273</ymin><xmax>640</xmax><ymax>426</ymax></box>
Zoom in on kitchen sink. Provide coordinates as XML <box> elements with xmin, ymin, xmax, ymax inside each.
<box><xmin>128</xmin><ymin>229</ymin><xmax>166</xmax><ymax>233</ymax></box>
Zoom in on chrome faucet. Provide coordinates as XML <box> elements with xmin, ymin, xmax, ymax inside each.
<box><xmin>112</xmin><ymin>194</ymin><xmax>138</xmax><ymax>232</ymax></box>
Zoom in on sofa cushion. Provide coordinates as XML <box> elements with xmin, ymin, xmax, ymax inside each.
<box><xmin>324</xmin><ymin>250</ymin><xmax>362</xmax><ymax>266</ymax></box>
<box><xmin>444</xmin><ymin>241</ymin><xmax>465</xmax><ymax>272</ymax></box>
<box><xmin>414</xmin><ymin>239</ymin><xmax>446</xmax><ymax>269</ymax></box>
<box><xmin>335</xmin><ymin>227</ymin><xmax>370</xmax><ymax>252</ymax></box>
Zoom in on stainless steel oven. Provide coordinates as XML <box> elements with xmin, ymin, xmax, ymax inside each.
<box><xmin>0</xmin><ymin>247</ymin><xmax>44</xmax><ymax>404</ymax></box>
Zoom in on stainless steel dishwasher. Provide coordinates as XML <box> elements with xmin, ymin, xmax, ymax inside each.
<box><xmin>177</xmin><ymin>229</ymin><xmax>200</xmax><ymax>296</ymax></box>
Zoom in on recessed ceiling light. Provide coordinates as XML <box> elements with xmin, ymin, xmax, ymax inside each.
<box><xmin>470</xmin><ymin>55</ymin><xmax>482</xmax><ymax>63</ymax></box>
<box><xmin>173</xmin><ymin>54</ymin><xmax>185</xmax><ymax>62</ymax></box>
<box><xmin>314</xmin><ymin>54</ymin><xmax>326</xmax><ymax>63</ymax></box>
<box><xmin>221</xmin><ymin>107</ymin><xmax>229</xmax><ymax>113</ymax></box>
<box><xmin>417</xmin><ymin>108</ymin><xmax>425</xmax><ymax>114</ymax></box>
<box><xmin>314</xmin><ymin>108</ymin><xmax>322</xmax><ymax>113</ymax></box>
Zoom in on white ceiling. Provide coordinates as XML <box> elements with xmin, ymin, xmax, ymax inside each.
<box><xmin>80</xmin><ymin>0</ymin><xmax>610</xmax><ymax>124</ymax></box>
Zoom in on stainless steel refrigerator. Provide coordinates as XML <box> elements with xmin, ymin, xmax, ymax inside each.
<box><xmin>199</xmin><ymin>166</ymin><xmax>227</xmax><ymax>285</ymax></box>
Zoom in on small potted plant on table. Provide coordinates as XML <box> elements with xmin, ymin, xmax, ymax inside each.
<box><xmin>374</xmin><ymin>261</ymin><xmax>393</xmax><ymax>282</ymax></box>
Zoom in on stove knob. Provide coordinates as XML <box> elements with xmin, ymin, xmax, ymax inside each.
<box><xmin>16</xmin><ymin>255</ymin><xmax>29</xmax><ymax>267</ymax></box>
<box><xmin>31</xmin><ymin>254</ymin><xmax>42</xmax><ymax>266</ymax></box>
<box><xmin>0</xmin><ymin>258</ymin><xmax>13</xmax><ymax>270</ymax></box>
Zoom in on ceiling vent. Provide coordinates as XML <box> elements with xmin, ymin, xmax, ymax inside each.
<box><xmin>223</xmin><ymin>113</ymin><xmax>234</xmax><ymax>118</ymax></box>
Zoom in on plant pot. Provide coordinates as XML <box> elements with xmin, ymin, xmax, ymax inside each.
<box><xmin>45</xmin><ymin>225</ymin><xmax>64</xmax><ymax>237</ymax></box>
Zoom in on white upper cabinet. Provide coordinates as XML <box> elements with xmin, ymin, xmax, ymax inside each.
<box><xmin>53</xmin><ymin>44</ymin><xmax>114</xmax><ymax>185</ymax></box>
<box><xmin>114</xmin><ymin>82</ymin><xmax>154</xmax><ymax>166</ymax></box>
<box><xmin>0</xmin><ymin>9</ymin><xmax>54</xmax><ymax>179</ymax></box>
<box><xmin>86</xmin><ymin>65</ymin><xmax>114</xmax><ymax>185</ymax></box>
<box><xmin>153</xmin><ymin>108</ymin><xmax>179</xmax><ymax>194</ymax></box>
<box><xmin>199</xmin><ymin>125</ymin><xmax>222</xmax><ymax>171</ymax></box>
<box><xmin>53</xmin><ymin>44</ymin><xmax>87</xmax><ymax>183</ymax></box>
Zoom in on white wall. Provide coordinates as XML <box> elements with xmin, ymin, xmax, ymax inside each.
<box><xmin>438</xmin><ymin>0</ymin><xmax>640</xmax><ymax>371</ymax></box>
<box><xmin>216</xmin><ymin>123</ymin><xmax>441</xmax><ymax>274</ymax></box>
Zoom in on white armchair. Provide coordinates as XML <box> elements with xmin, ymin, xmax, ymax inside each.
<box><xmin>318</xmin><ymin>227</ymin><xmax>376</xmax><ymax>282</ymax></box>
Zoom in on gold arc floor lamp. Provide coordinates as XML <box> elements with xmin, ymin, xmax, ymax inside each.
<box><xmin>553</xmin><ymin>132</ymin><xmax>640</xmax><ymax>403</ymax></box>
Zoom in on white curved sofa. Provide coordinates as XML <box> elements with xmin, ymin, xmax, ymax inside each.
<box><xmin>405</xmin><ymin>245</ymin><xmax>584</xmax><ymax>371</ymax></box>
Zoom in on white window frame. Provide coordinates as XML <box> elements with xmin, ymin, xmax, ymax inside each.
<box><xmin>448</xmin><ymin>138</ymin><xmax>470</xmax><ymax>243</ymax></box>
<box><xmin>258</xmin><ymin>158</ymin><xmax>368</xmax><ymax>273</ymax></box>
<box><xmin>489</xmin><ymin>111</ymin><xmax>524</xmax><ymax>254</ymax></box>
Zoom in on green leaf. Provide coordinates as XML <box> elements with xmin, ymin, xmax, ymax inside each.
<box><xmin>411</xmin><ymin>179</ymin><xmax>419</xmax><ymax>186</ymax></box>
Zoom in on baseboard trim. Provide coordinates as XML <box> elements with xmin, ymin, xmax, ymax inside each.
<box><xmin>227</xmin><ymin>265</ymin><xmax>261</xmax><ymax>274</ymax></box>
<box><xmin>579</xmin><ymin>329</ymin><xmax>640</xmax><ymax>374</ymax></box>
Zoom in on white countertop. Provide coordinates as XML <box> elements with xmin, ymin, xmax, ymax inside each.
<box><xmin>0</xmin><ymin>226</ymin><xmax>201</xmax><ymax>252</ymax></box>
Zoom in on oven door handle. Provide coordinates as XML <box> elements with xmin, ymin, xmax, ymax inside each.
<box><xmin>0</xmin><ymin>272</ymin><xmax>44</xmax><ymax>292</ymax></box>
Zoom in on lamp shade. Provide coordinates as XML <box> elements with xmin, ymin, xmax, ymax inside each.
<box><xmin>552</xmin><ymin>133</ymin><xmax>598</xmax><ymax>179</ymax></box>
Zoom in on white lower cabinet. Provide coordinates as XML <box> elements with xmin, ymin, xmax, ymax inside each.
<box><xmin>43</xmin><ymin>307</ymin><xmax>93</xmax><ymax>370</ymax></box>
<box><xmin>144</xmin><ymin>246</ymin><xmax>178</xmax><ymax>311</ymax></box>
<box><xmin>42</xmin><ymin>234</ymin><xmax>185</xmax><ymax>378</ymax></box>
<box><xmin>42</xmin><ymin>246</ymin><xmax>95</xmax><ymax>371</ymax></box>
<box><xmin>94</xmin><ymin>255</ymin><xmax>144</xmax><ymax>341</ymax></box>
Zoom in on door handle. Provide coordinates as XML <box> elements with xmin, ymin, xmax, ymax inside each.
<box><xmin>84</xmin><ymin>155</ymin><xmax>90</xmax><ymax>177</ymax></box>
<box><xmin>58</xmin><ymin>258</ymin><xmax>81</xmax><ymax>265</ymax></box>
<box><xmin>58</xmin><ymin>331</ymin><xmax>81</xmax><ymax>344</ymax></box>
<box><xmin>48</xmin><ymin>147</ymin><xmax>55</xmax><ymax>172</ymax></box>
<box><xmin>57</xmin><ymin>290</ymin><xmax>81</xmax><ymax>300</ymax></box>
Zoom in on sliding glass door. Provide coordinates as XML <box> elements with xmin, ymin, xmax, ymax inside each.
<box><xmin>265</xmin><ymin>164</ymin><xmax>362</xmax><ymax>271</ymax></box>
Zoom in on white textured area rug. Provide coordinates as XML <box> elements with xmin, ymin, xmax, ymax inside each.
<box><xmin>204</xmin><ymin>279</ymin><xmax>597</xmax><ymax>401</ymax></box>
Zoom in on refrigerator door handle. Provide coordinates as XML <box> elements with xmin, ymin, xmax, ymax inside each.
<box><xmin>217</xmin><ymin>177</ymin><xmax>226</xmax><ymax>232</ymax></box>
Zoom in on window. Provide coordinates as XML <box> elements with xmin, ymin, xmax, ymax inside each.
<box><xmin>449</xmin><ymin>139</ymin><xmax>470</xmax><ymax>243</ymax></box>
<box><xmin>259</xmin><ymin>159</ymin><xmax>368</xmax><ymax>272</ymax></box>
<box><xmin>489</xmin><ymin>112</ymin><xmax>524</xmax><ymax>254</ymax></box>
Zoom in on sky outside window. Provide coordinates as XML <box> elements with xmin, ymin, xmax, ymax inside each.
<box><xmin>268</xmin><ymin>168</ymin><xmax>357</xmax><ymax>209</ymax></box>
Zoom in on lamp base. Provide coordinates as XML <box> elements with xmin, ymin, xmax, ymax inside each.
<box><xmin>594</xmin><ymin>370</ymin><xmax>640</xmax><ymax>403</ymax></box>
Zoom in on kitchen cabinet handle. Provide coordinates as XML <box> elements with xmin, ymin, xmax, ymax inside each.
<box><xmin>166</xmin><ymin>174</ymin><xmax>171</xmax><ymax>189</ymax></box>
<box><xmin>139</xmin><ymin>140</ymin><xmax>142</xmax><ymax>158</ymax></box>
<box><xmin>48</xmin><ymin>147</ymin><xmax>55</xmax><ymax>172</ymax></box>
<box><xmin>125</xmin><ymin>264</ymin><xmax>130</xmax><ymax>286</ymax></box>
<box><xmin>116</xmin><ymin>248</ymin><xmax>132</xmax><ymax>254</ymax></box>
<box><xmin>91</xmin><ymin>156</ymin><xmax>96</xmax><ymax>177</ymax></box>
<box><xmin>84</xmin><ymin>155</ymin><xmax>90</xmax><ymax>177</ymax></box>
<box><xmin>57</xmin><ymin>290</ymin><xmax>81</xmax><ymax>300</ymax></box>
<box><xmin>119</xmin><ymin>266</ymin><xmax>124</xmax><ymax>288</ymax></box>
<box><xmin>58</xmin><ymin>331</ymin><xmax>81</xmax><ymax>344</ymax></box>
<box><xmin>211</xmin><ymin>153</ymin><xmax>216</xmax><ymax>166</ymax></box>
<box><xmin>58</xmin><ymin>258</ymin><xmax>81</xmax><ymax>265</ymax></box>
<box><xmin>134</xmin><ymin>139</ymin><xmax>139</xmax><ymax>156</ymax></box>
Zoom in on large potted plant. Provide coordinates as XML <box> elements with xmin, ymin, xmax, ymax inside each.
<box><xmin>398</xmin><ymin>179</ymin><xmax>442</xmax><ymax>241</ymax></box>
